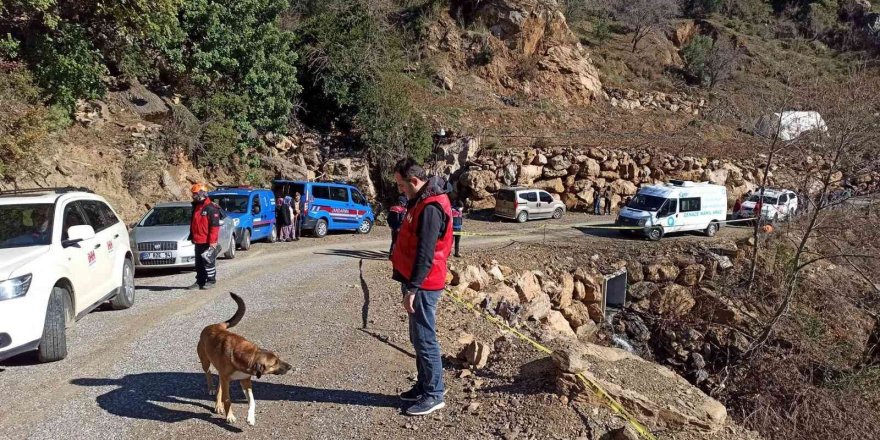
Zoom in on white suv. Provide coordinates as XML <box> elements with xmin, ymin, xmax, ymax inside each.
<box><xmin>738</xmin><ymin>188</ymin><xmax>800</xmax><ymax>222</ymax></box>
<box><xmin>0</xmin><ymin>188</ymin><xmax>135</xmax><ymax>362</ymax></box>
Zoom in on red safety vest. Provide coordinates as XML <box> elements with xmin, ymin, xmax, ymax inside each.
<box><xmin>391</xmin><ymin>193</ymin><xmax>453</xmax><ymax>291</ymax></box>
<box><xmin>190</xmin><ymin>198</ymin><xmax>221</xmax><ymax>245</ymax></box>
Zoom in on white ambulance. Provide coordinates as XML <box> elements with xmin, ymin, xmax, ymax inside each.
<box><xmin>616</xmin><ymin>180</ymin><xmax>727</xmax><ymax>241</ymax></box>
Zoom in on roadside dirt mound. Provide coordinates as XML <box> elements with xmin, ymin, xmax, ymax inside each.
<box><xmin>426</xmin><ymin>0</ymin><xmax>602</xmax><ymax>105</ymax></box>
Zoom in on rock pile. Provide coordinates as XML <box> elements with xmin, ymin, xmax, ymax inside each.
<box><xmin>605</xmin><ymin>86</ymin><xmax>705</xmax><ymax>115</ymax></box>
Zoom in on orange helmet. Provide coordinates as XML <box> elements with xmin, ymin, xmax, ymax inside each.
<box><xmin>191</xmin><ymin>183</ymin><xmax>208</xmax><ymax>194</ymax></box>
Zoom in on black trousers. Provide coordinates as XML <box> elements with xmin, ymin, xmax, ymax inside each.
<box><xmin>453</xmin><ymin>234</ymin><xmax>461</xmax><ymax>256</ymax></box>
<box><xmin>604</xmin><ymin>199</ymin><xmax>612</xmax><ymax>214</ymax></box>
<box><xmin>194</xmin><ymin>243</ymin><xmax>217</xmax><ymax>286</ymax></box>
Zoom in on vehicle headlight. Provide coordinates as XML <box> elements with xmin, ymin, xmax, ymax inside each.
<box><xmin>0</xmin><ymin>274</ymin><xmax>32</xmax><ymax>301</ymax></box>
<box><xmin>638</xmin><ymin>218</ymin><xmax>648</xmax><ymax>226</ymax></box>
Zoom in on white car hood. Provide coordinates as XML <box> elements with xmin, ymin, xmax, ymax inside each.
<box><xmin>619</xmin><ymin>207</ymin><xmax>652</xmax><ymax>219</ymax></box>
<box><xmin>0</xmin><ymin>246</ymin><xmax>50</xmax><ymax>280</ymax></box>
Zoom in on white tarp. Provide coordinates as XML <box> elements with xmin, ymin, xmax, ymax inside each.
<box><xmin>753</xmin><ymin>111</ymin><xmax>828</xmax><ymax>141</ymax></box>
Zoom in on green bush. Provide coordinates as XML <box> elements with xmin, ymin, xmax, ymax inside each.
<box><xmin>593</xmin><ymin>18</ymin><xmax>612</xmax><ymax>44</ymax></box>
<box><xmin>199</xmin><ymin>119</ymin><xmax>239</xmax><ymax>168</ymax></box>
<box><xmin>683</xmin><ymin>0</ymin><xmax>723</xmax><ymax>17</ymax></box>
<box><xmin>177</xmin><ymin>0</ymin><xmax>300</xmax><ymax>133</ymax></box>
<box><xmin>682</xmin><ymin>35</ymin><xmax>713</xmax><ymax>83</ymax></box>
<box><xmin>30</xmin><ymin>23</ymin><xmax>107</xmax><ymax>110</ymax></box>
<box><xmin>0</xmin><ymin>68</ymin><xmax>52</xmax><ymax>181</ymax></box>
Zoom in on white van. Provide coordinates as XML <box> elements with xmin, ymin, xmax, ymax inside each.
<box><xmin>616</xmin><ymin>180</ymin><xmax>727</xmax><ymax>241</ymax></box>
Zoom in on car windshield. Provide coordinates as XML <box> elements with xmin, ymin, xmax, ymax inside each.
<box><xmin>213</xmin><ymin>195</ymin><xmax>249</xmax><ymax>213</ymax></box>
<box><xmin>0</xmin><ymin>204</ymin><xmax>54</xmax><ymax>249</ymax></box>
<box><xmin>747</xmin><ymin>195</ymin><xmax>778</xmax><ymax>204</ymax></box>
<box><xmin>627</xmin><ymin>194</ymin><xmax>667</xmax><ymax>212</ymax></box>
<box><xmin>140</xmin><ymin>206</ymin><xmax>191</xmax><ymax>227</ymax></box>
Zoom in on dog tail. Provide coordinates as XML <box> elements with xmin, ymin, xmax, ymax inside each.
<box><xmin>225</xmin><ymin>292</ymin><xmax>246</xmax><ymax>328</ymax></box>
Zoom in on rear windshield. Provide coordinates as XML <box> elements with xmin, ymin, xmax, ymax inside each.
<box><xmin>747</xmin><ymin>194</ymin><xmax>778</xmax><ymax>204</ymax></box>
<box><xmin>273</xmin><ymin>182</ymin><xmax>305</xmax><ymax>198</ymax></box>
<box><xmin>628</xmin><ymin>194</ymin><xmax>667</xmax><ymax>212</ymax></box>
<box><xmin>140</xmin><ymin>206</ymin><xmax>191</xmax><ymax>227</ymax></box>
<box><xmin>497</xmin><ymin>190</ymin><xmax>516</xmax><ymax>202</ymax></box>
<box><xmin>0</xmin><ymin>204</ymin><xmax>54</xmax><ymax>248</ymax></box>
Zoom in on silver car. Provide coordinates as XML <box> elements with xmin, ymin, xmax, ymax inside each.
<box><xmin>130</xmin><ymin>202</ymin><xmax>237</xmax><ymax>269</ymax></box>
<box><xmin>494</xmin><ymin>187</ymin><xmax>566</xmax><ymax>223</ymax></box>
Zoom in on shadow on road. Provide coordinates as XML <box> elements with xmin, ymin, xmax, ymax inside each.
<box><xmin>357</xmin><ymin>329</ymin><xmax>415</xmax><ymax>359</ymax></box>
<box><xmin>71</xmin><ymin>372</ymin><xmax>399</xmax><ymax>431</ymax></box>
<box><xmin>314</xmin><ymin>249</ymin><xmax>388</xmax><ymax>261</ymax></box>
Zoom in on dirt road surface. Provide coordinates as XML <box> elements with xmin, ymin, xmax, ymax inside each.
<box><xmin>0</xmin><ymin>215</ymin><xmax>749</xmax><ymax>440</ymax></box>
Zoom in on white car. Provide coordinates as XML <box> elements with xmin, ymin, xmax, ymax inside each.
<box><xmin>738</xmin><ymin>189</ymin><xmax>799</xmax><ymax>222</ymax></box>
<box><xmin>0</xmin><ymin>188</ymin><xmax>135</xmax><ymax>363</ymax></box>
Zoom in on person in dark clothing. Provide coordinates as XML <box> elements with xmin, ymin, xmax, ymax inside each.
<box><xmin>188</xmin><ymin>183</ymin><xmax>221</xmax><ymax>290</ymax></box>
<box><xmin>276</xmin><ymin>197</ymin><xmax>293</xmax><ymax>241</ymax></box>
<box><xmin>592</xmin><ymin>188</ymin><xmax>601</xmax><ymax>215</ymax></box>
<box><xmin>390</xmin><ymin>158</ymin><xmax>453</xmax><ymax>417</ymax></box>
<box><xmin>292</xmin><ymin>193</ymin><xmax>302</xmax><ymax>241</ymax></box>
<box><xmin>603</xmin><ymin>187</ymin><xmax>613</xmax><ymax>215</ymax></box>
<box><xmin>452</xmin><ymin>200</ymin><xmax>464</xmax><ymax>258</ymax></box>
<box><xmin>387</xmin><ymin>195</ymin><xmax>407</xmax><ymax>255</ymax></box>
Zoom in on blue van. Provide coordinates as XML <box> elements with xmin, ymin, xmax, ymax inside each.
<box><xmin>272</xmin><ymin>180</ymin><xmax>374</xmax><ymax>238</ymax></box>
<box><xmin>208</xmin><ymin>187</ymin><xmax>277</xmax><ymax>249</ymax></box>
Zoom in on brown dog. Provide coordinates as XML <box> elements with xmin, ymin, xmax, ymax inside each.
<box><xmin>197</xmin><ymin>293</ymin><xmax>291</xmax><ymax>425</ymax></box>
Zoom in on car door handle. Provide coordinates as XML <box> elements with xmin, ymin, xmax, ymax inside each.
<box><xmin>114</xmin><ymin>234</ymin><xmax>120</xmax><ymax>239</ymax></box>
<box><xmin>94</xmin><ymin>243</ymin><xmax>102</xmax><ymax>249</ymax></box>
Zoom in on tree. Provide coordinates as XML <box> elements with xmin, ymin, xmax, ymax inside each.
<box><xmin>747</xmin><ymin>72</ymin><xmax>880</xmax><ymax>353</ymax></box>
<box><xmin>609</xmin><ymin>0</ymin><xmax>680</xmax><ymax>52</ymax></box>
<box><xmin>682</xmin><ymin>35</ymin><xmax>742</xmax><ymax>87</ymax></box>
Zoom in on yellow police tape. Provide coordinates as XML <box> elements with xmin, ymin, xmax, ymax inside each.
<box><xmin>454</xmin><ymin>216</ymin><xmax>758</xmax><ymax>237</ymax></box>
<box><xmin>443</xmin><ymin>288</ymin><xmax>657</xmax><ymax>440</ymax></box>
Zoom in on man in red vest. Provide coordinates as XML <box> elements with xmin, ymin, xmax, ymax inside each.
<box><xmin>390</xmin><ymin>158</ymin><xmax>453</xmax><ymax>416</ymax></box>
<box><xmin>188</xmin><ymin>183</ymin><xmax>222</xmax><ymax>290</ymax></box>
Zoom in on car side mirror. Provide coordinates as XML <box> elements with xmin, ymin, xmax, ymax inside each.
<box><xmin>64</xmin><ymin>225</ymin><xmax>95</xmax><ymax>247</ymax></box>
<box><xmin>252</xmin><ymin>206</ymin><xmax>261</xmax><ymax>215</ymax></box>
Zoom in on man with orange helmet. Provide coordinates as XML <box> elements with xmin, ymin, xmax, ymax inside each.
<box><xmin>188</xmin><ymin>183</ymin><xmax>222</xmax><ymax>290</ymax></box>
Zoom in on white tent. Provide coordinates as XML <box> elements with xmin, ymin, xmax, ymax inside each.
<box><xmin>753</xmin><ymin>111</ymin><xmax>828</xmax><ymax>141</ymax></box>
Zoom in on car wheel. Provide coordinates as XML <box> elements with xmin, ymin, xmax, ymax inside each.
<box><xmin>516</xmin><ymin>211</ymin><xmax>528</xmax><ymax>223</ymax></box>
<box><xmin>358</xmin><ymin>219</ymin><xmax>373</xmax><ymax>234</ymax></box>
<box><xmin>647</xmin><ymin>226</ymin><xmax>663</xmax><ymax>241</ymax></box>
<box><xmin>267</xmin><ymin>225</ymin><xmax>277</xmax><ymax>243</ymax></box>
<box><xmin>38</xmin><ymin>287</ymin><xmax>69</xmax><ymax>363</ymax></box>
<box><xmin>704</xmin><ymin>221</ymin><xmax>719</xmax><ymax>237</ymax></box>
<box><xmin>552</xmin><ymin>208</ymin><xmax>564</xmax><ymax>219</ymax></box>
<box><xmin>110</xmin><ymin>258</ymin><xmax>135</xmax><ymax>310</ymax></box>
<box><xmin>314</xmin><ymin>219</ymin><xmax>328</xmax><ymax>238</ymax></box>
<box><xmin>224</xmin><ymin>235</ymin><xmax>236</xmax><ymax>259</ymax></box>
<box><xmin>240</xmin><ymin>229</ymin><xmax>252</xmax><ymax>250</ymax></box>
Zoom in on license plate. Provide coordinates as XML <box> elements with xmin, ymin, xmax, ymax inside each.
<box><xmin>140</xmin><ymin>251</ymin><xmax>172</xmax><ymax>260</ymax></box>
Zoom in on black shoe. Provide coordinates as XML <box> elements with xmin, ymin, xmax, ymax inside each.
<box><xmin>399</xmin><ymin>385</ymin><xmax>423</xmax><ymax>402</ymax></box>
<box><xmin>406</xmin><ymin>396</ymin><xmax>446</xmax><ymax>416</ymax></box>
<box><xmin>201</xmin><ymin>281</ymin><xmax>216</xmax><ymax>290</ymax></box>
<box><xmin>454</xmin><ymin>253</ymin><xmax>461</xmax><ymax>258</ymax></box>
<box><xmin>186</xmin><ymin>283</ymin><xmax>202</xmax><ymax>291</ymax></box>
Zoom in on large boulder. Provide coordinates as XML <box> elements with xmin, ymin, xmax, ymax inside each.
<box><xmin>107</xmin><ymin>79</ymin><xmax>170</xmax><ymax>120</ymax></box>
<box><xmin>454</xmin><ymin>265</ymin><xmax>492</xmax><ymax>291</ymax></box>
<box><xmin>554</xmin><ymin>342</ymin><xmax>728</xmax><ymax>433</ymax></box>
<box><xmin>677</xmin><ymin>264</ymin><xmax>706</xmax><ymax>287</ymax></box>
<box><xmin>628</xmin><ymin>281</ymin><xmax>659</xmax><ymax>301</ymax></box>
<box><xmin>609</xmin><ymin>179</ymin><xmax>639</xmax><ymax>196</ymax></box>
<box><xmin>431</xmin><ymin>137</ymin><xmax>480</xmax><ymax>177</ymax></box>
<box><xmin>487</xmin><ymin>284</ymin><xmax>521</xmax><ymax>306</ymax></box>
<box><xmin>322</xmin><ymin>158</ymin><xmax>377</xmax><ymax>199</ymax></box>
<box><xmin>523</xmin><ymin>292</ymin><xmax>553</xmax><ymax>321</ymax></box>
<box><xmin>542</xmin><ymin>310</ymin><xmax>577</xmax><ymax>337</ymax></box>
<box><xmin>534</xmin><ymin>178</ymin><xmax>565</xmax><ymax>193</ymax></box>
<box><xmin>461</xmin><ymin>169</ymin><xmax>499</xmax><ymax>199</ymax></box>
<box><xmin>561</xmin><ymin>302</ymin><xmax>593</xmax><ymax>331</ymax></box>
<box><xmin>644</xmin><ymin>261</ymin><xmax>680</xmax><ymax>282</ymax></box>
<box><xmin>515</xmin><ymin>270</ymin><xmax>543</xmax><ymax>302</ymax></box>
<box><xmin>518</xmin><ymin>165</ymin><xmax>544</xmax><ymax>185</ymax></box>
<box><xmin>573</xmin><ymin>267</ymin><xmax>603</xmax><ymax>303</ymax></box>
<box><xmin>578</xmin><ymin>158</ymin><xmax>601</xmax><ymax>178</ymax></box>
<box><xmin>548</xmin><ymin>154</ymin><xmax>572</xmax><ymax>171</ymax></box>
<box><xmin>651</xmin><ymin>284</ymin><xmax>696</xmax><ymax>317</ymax></box>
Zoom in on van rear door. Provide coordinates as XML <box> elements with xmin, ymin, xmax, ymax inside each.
<box><xmin>495</xmin><ymin>190</ymin><xmax>517</xmax><ymax>217</ymax></box>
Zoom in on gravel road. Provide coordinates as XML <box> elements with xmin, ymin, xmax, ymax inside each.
<box><xmin>0</xmin><ymin>216</ymin><xmax>749</xmax><ymax>440</ymax></box>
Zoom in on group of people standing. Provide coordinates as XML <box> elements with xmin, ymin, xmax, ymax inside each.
<box><xmin>275</xmin><ymin>194</ymin><xmax>302</xmax><ymax>242</ymax></box>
